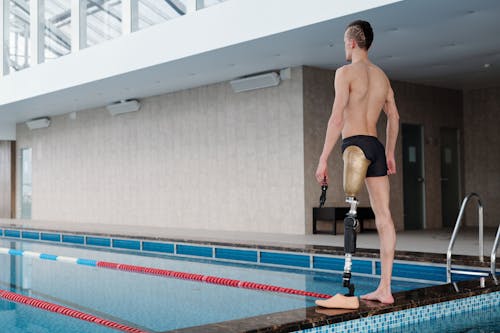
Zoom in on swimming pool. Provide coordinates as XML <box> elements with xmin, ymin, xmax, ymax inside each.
<box><xmin>0</xmin><ymin>238</ymin><xmax>434</xmax><ymax>332</ymax></box>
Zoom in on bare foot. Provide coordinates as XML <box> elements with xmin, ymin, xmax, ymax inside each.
<box><xmin>315</xmin><ymin>293</ymin><xmax>360</xmax><ymax>309</ymax></box>
<box><xmin>360</xmin><ymin>289</ymin><xmax>394</xmax><ymax>304</ymax></box>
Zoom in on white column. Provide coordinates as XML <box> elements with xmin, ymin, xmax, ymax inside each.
<box><xmin>195</xmin><ymin>0</ymin><xmax>204</xmax><ymax>11</ymax></box>
<box><xmin>30</xmin><ymin>0</ymin><xmax>45</xmax><ymax>65</ymax></box>
<box><xmin>71</xmin><ymin>0</ymin><xmax>87</xmax><ymax>51</ymax></box>
<box><xmin>122</xmin><ymin>0</ymin><xmax>138</xmax><ymax>34</ymax></box>
<box><xmin>0</xmin><ymin>0</ymin><xmax>9</xmax><ymax>76</ymax></box>
<box><xmin>185</xmin><ymin>0</ymin><xmax>198</xmax><ymax>13</ymax></box>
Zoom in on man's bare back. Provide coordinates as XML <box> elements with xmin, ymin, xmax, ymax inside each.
<box><xmin>340</xmin><ymin>60</ymin><xmax>391</xmax><ymax>139</ymax></box>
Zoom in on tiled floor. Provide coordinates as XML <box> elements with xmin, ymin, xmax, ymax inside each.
<box><xmin>0</xmin><ymin>218</ymin><xmax>497</xmax><ymax>257</ymax></box>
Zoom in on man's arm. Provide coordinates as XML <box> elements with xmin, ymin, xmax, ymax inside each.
<box><xmin>315</xmin><ymin>67</ymin><xmax>350</xmax><ymax>184</ymax></box>
<box><xmin>383</xmin><ymin>86</ymin><xmax>400</xmax><ymax>175</ymax></box>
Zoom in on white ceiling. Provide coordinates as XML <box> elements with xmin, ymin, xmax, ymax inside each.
<box><xmin>2</xmin><ymin>0</ymin><xmax>500</xmax><ymax>124</ymax></box>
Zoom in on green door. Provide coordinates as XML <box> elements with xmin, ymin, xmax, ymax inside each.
<box><xmin>402</xmin><ymin>124</ymin><xmax>425</xmax><ymax>230</ymax></box>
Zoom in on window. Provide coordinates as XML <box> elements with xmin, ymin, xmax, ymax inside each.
<box><xmin>20</xmin><ymin>148</ymin><xmax>32</xmax><ymax>219</ymax></box>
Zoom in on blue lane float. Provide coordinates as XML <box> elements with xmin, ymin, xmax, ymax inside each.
<box><xmin>0</xmin><ymin>248</ymin><xmax>98</xmax><ymax>267</ymax></box>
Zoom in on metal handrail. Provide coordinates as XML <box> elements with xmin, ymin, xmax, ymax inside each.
<box><xmin>446</xmin><ymin>193</ymin><xmax>484</xmax><ymax>283</ymax></box>
<box><xmin>491</xmin><ymin>225</ymin><xmax>500</xmax><ymax>278</ymax></box>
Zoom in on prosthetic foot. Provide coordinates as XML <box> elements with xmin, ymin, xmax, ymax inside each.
<box><xmin>315</xmin><ymin>293</ymin><xmax>360</xmax><ymax>309</ymax></box>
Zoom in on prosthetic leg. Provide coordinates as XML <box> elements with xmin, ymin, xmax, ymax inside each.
<box><xmin>342</xmin><ymin>146</ymin><xmax>371</xmax><ymax>296</ymax></box>
<box><xmin>315</xmin><ymin>146</ymin><xmax>370</xmax><ymax>309</ymax></box>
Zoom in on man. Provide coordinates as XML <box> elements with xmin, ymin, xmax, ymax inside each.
<box><xmin>315</xmin><ymin>20</ymin><xmax>399</xmax><ymax>307</ymax></box>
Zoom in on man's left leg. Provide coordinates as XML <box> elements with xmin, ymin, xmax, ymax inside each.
<box><xmin>362</xmin><ymin>176</ymin><xmax>396</xmax><ymax>304</ymax></box>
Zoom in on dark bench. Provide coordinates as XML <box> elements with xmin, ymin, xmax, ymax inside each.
<box><xmin>312</xmin><ymin>206</ymin><xmax>375</xmax><ymax>235</ymax></box>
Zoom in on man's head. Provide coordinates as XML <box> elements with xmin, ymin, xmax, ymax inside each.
<box><xmin>344</xmin><ymin>20</ymin><xmax>373</xmax><ymax>61</ymax></box>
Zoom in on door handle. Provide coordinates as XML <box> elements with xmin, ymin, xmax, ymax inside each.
<box><xmin>417</xmin><ymin>177</ymin><xmax>424</xmax><ymax>182</ymax></box>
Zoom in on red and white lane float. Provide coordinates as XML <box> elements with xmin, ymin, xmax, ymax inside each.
<box><xmin>0</xmin><ymin>247</ymin><xmax>332</xmax><ymax>299</ymax></box>
<box><xmin>0</xmin><ymin>289</ymin><xmax>148</xmax><ymax>333</ymax></box>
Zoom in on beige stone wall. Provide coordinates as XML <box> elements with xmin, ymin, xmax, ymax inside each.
<box><xmin>16</xmin><ymin>64</ymin><xmax>489</xmax><ymax>234</ymax></box>
<box><xmin>463</xmin><ymin>87</ymin><xmax>500</xmax><ymax>227</ymax></box>
<box><xmin>16</xmin><ymin>68</ymin><xmax>306</xmax><ymax>234</ymax></box>
<box><xmin>303</xmin><ymin>66</ymin><xmax>463</xmax><ymax>232</ymax></box>
<box><xmin>0</xmin><ymin>141</ymin><xmax>13</xmax><ymax>218</ymax></box>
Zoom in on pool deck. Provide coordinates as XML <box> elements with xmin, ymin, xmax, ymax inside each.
<box><xmin>0</xmin><ymin>218</ymin><xmax>497</xmax><ymax>254</ymax></box>
<box><xmin>0</xmin><ymin>219</ymin><xmax>497</xmax><ymax>267</ymax></box>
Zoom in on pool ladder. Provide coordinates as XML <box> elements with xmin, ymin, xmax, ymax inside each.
<box><xmin>446</xmin><ymin>192</ymin><xmax>500</xmax><ymax>283</ymax></box>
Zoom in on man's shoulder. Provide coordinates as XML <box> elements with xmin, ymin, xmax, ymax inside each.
<box><xmin>334</xmin><ymin>65</ymin><xmax>353</xmax><ymax>81</ymax></box>
<box><xmin>368</xmin><ymin>62</ymin><xmax>389</xmax><ymax>79</ymax></box>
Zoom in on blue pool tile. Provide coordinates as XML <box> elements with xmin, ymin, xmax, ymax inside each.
<box><xmin>76</xmin><ymin>258</ymin><xmax>97</xmax><ymax>267</ymax></box>
<box><xmin>41</xmin><ymin>233</ymin><xmax>61</xmax><ymax>242</ymax></box>
<box><xmin>390</xmin><ymin>263</ymin><xmax>447</xmax><ymax>282</ymax></box>
<box><xmin>142</xmin><ymin>241</ymin><xmax>174</xmax><ymax>254</ymax></box>
<box><xmin>313</xmin><ymin>256</ymin><xmax>344</xmax><ymax>271</ymax></box>
<box><xmin>4</xmin><ymin>230</ymin><xmax>20</xmax><ymax>238</ymax></box>
<box><xmin>112</xmin><ymin>239</ymin><xmax>141</xmax><ymax>250</ymax></box>
<box><xmin>215</xmin><ymin>248</ymin><xmax>258</xmax><ymax>262</ymax></box>
<box><xmin>313</xmin><ymin>256</ymin><xmax>372</xmax><ymax>274</ymax></box>
<box><xmin>260</xmin><ymin>251</ymin><xmax>310</xmax><ymax>268</ymax></box>
<box><xmin>0</xmin><ymin>229</ymin><xmax>3</xmax><ymax>236</ymax></box>
<box><xmin>21</xmin><ymin>231</ymin><xmax>40</xmax><ymax>240</ymax></box>
<box><xmin>86</xmin><ymin>236</ymin><xmax>111</xmax><ymax>247</ymax></box>
<box><xmin>62</xmin><ymin>234</ymin><xmax>85</xmax><ymax>244</ymax></box>
<box><xmin>176</xmin><ymin>244</ymin><xmax>213</xmax><ymax>257</ymax></box>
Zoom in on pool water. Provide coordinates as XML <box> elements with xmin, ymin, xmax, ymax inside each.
<box><xmin>0</xmin><ymin>239</ymin><xmax>434</xmax><ymax>332</ymax></box>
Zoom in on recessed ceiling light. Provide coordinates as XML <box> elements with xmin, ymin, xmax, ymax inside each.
<box><xmin>442</xmin><ymin>42</ymin><xmax>457</xmax><ymax>48</ymax></box>
<box><xmin>386</xmin><ymin>27</ymin><xmax>398</xmax><ymax>32</ymax></box>
<box><xmin>328</xmin><ymin>43</ymin><xmax>334</xmax><ymax>48</ymax></box>
<box><xmin>484</xmin><ymin>63</ymin><xmax>491</xmax><ymax>68</ymax></box>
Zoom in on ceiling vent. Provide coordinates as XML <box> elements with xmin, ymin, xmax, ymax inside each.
<box><xmin>106</xmin><ymin>100</ymin><xmax>141</xmax><ymax>116</ymax></box>
<box><xmin>230</xmin><ymin>72</ymin><xmax>281</xmax><ymax>93</ymax></box>
<box><xmin>26</xmin><ymin>117</ymin><xmax>51</xmax><ymax>130</ymax></box>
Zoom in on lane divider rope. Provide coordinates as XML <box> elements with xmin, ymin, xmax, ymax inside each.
<box><xmin>0</xmin><ymin>288</ymin><xmax>148</xmax><ymax>333</ymax></box>
<box><xmin>0</xmin><ymin>247</ymin><xmax>332</xmax><ymax>299</ymax></box>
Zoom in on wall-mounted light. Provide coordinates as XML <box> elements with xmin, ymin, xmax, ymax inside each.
<box><xmin>26</xmin><ymin>117</ymin><xmax>50</xmax><ymax>130</ymax></box>
<box><xmin>230</xmin><ymin>72</ymin><xmax>281</xmax><ymax>93</ymax></box>
<box><xmin>106</xmin><ymin>100</ymin><xmax>141</xmax><ymax>116</ymax></box>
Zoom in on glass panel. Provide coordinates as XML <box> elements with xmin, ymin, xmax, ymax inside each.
<box><xmin>21</xmin><ymin>148</ymin><xmax>32</xmax><ymax>219</ymax></box>
<box><xmin>44</xmin><ymin>0</ymin><xmax>71</xmax><ymax>61</ymax></box>
<box><xmin>137</xmin><ymin>0</ymin><xmax>187</xmax><ymax>31</ymax></box>
<box><xmin>86</xmin><ymin>0</ymin><xmax>122</xmax><ymax>47</ymax></box>
<box><xmin>8</xmin><ymin>0</ymin><xmax>30</xmax><ymax>72</ymax></box>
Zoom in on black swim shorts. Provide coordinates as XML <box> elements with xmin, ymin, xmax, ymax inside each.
<box><xmin>341</xmin><ymin>135</ymin><xmax>388</xmax><ymax>177</ymax></box>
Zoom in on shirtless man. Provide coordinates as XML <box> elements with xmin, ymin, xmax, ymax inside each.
<box><xmin>315</xmin><ymin>20</ymin><xmax>400</xmax><ymax>307</ymax></box>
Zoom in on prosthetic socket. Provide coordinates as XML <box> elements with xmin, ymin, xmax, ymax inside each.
<box><xmin>342</xmin><ymin>146</ymin><xmax>370</xmax><ymax>296</ymax></box>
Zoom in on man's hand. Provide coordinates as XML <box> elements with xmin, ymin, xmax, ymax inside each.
<box><xmin>315</xmin><ymin>160</ymin><xmax>328</xmax><ymax>184</ymax></box>
<box><xmin>387</xmin><ymin>154</ymin><xmax>397</xmax><ymax>175</ymax></box>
